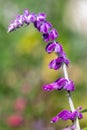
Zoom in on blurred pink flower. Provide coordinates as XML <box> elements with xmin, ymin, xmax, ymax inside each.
<box><xmin>14</xmin><ymin>98</ymin><xmax>27</xmax><ymax>112</ymax></box>
<box><xmin>6</xmin><ymin>114</ymin><xmax>23</xmax><ymax>127</ymax></box>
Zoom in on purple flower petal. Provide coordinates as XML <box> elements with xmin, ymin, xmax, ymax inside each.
<box><xmin>43</xmin><ymin>84</ymin><xmax>54</xmax><ymax>91</ymax></box>
<box><xmin>51</xmin><ymin>116</ymin><xmax>59</xmax><ymax>123</ymax></box>
<box><xmin>34</xmin><ymin>20</ymin><xmax>42</xmax><ymax>31</ymax></box>
<box><xmin>49</xmin><ymin>57</ymin><xmax>64</xmax><ymax>70</ymax></box>
<box><xmin>42</xmin><ymin>29</ymin><xmax>58</xmax><ymax>42</ymax></box>
<box><xmin>42</xmin><ymin>33</ymin><xmax>50</xmax><ymax>42</ymax></box>
<box><xmin>37</xmin><ymin>13</ymin><xmax>46</xmax><ymax>21</ymax></box>
<box><xmin>58</xmin><ymin>110</ymin><xmax>71</xmax><ymax>121</ymax></box>
<box><xmin>8</xmin><ymin>22</ymin><xmax>15</xmax><ymax>32</ymax></box>
<box><xmin>51</xmin><ymin>109</ymin><xmax>83</xmax><ymax>123</ymax></box>
<box><xmin>23</xmin><ymin>9</ymin><xmax>30</xmax><ymax>16</ymax></box>
<box><xmin>40</xmin><ymin>21</ymin><xmax>52</xmax><ymax>33</ymax></box>
<box><xmin>23</xmin><ymin>13</ymin><xmax>36</xmax><ymax>24</ymax></box>
<box><xmin>16</xmin><ymin>15</ymin><xmax>25</xmax><ymax>26</ymax></box>
<box><xmin>45</xmin><ymin>42</ymin><xmax>56</xmax><ymax>53</ymax></box>
<box><xmin>64</xmin><ymin>80</ymin><xmax>75</xmax><ymax>91</ymax></box>
<box><xmin>8</xmin><ymin>15</ymin><xmax>24</xmax><ymax>32</ymax></box>
<box><xmin>55</xmin><ymin>78</ymin><xmax>68</xmax><ymax>90</ymax></box>
<box><xmin>70</xmin><ymin>111</ymin><xmax>78</xmax><ymax>120</ymax></box>
<box><xmin>29</xmin><ymin>13</ymin><xmax>36</xmax><ymax>23</ymax></box>
<box><xmin>55</xmin><ymin>42</ymin><xmax>63</xmax><ymax>54</ymax></box>
<box><xmin>49</xmin><ymin>28</ymin><xmax>58</xmax><ymax>40</ymax></box>
<box><xmin>78</xmin><ymin>112</ymin><xmax>83</xmax><ymax>119</ymax></box>
<box><xmin>45</xmin><ymin>42</ymin><xmax>63</xmax><ymax>55</ymax></box>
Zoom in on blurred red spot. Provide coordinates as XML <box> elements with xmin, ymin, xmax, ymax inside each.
<box><xmin>6</xmin><ymin>114</ymin><xmax>23</xmax><ymax>127</ymax></box>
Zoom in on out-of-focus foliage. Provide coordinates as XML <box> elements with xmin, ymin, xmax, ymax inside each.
<box><xmin>0</xmin><ymin>0</ymin><xmax>87</xmax><ymax>129</ymax></box>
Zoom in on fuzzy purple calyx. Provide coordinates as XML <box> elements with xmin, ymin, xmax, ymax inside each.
<box><xmin>40</xmin><ymin>21</ymin><xmax>52</xmax><ymax>33</ymax></box>
<box><xmin>51</xmin><ymin>109</ymin><xmax>83</xmax><ymax>123</ymax></box>
<box><xmin>49</xmin><ymin>56</ymin><xmax>69</xmax><ymax>70</ymax></box>
<box><xmin>43</xmin><ymin>78</ymin><xmax>75</xmax><ymax>92</ymax></box>
<box><xmin>37</xmin><ymin>13</ymin><xmax>46</xmax><ymax>21</ymax></box>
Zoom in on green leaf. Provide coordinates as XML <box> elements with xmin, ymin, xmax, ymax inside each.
<box><xmin>81</xmin><ymin>109</ymin><xmax>87</xmax><ymax>113</ymax></box>
<box><xmin>83</xmin><ymin>127</ymin><xmax>87</xmax><ymax>130</ymax></box>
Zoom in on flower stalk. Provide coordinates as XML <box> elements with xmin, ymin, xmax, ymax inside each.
<box><xmin>62</xmin><ymin>63</ymin><xmax>80</xmax><ymax>130</ymax></box>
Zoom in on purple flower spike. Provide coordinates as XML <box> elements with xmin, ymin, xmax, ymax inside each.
<box><xmin>40</xmin><ymin>21</ymin><xmax>52</xmax><ymax>33</ymax></box>
<box><xmin>37</xmin><ymin>13</ymin><xmax>46</xmax><ymax>21</ymax></box>
<box><xmin>49</xmin><ymin>57</ymin><xmax>65</xmax><ymax>70</ymax></box>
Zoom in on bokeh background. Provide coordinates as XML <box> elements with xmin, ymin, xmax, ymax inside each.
<box><xmin>0</xmin><ymin>0</ymin><xmax>87</xmax><ymax>129</ymax></box>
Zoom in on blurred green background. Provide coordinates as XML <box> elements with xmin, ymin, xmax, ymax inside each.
<box><xmin>0</xmin><ymin>0</ymin><xmax>87</xmax><ymax>129</ymax></box>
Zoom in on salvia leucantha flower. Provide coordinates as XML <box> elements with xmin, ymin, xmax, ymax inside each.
<box><xmin>8</xmin><ymin>9</ymin><xmax>83</xmax><ymax>128</ymax></box>
<box><xmin>51</xmin><ymin>108</ymin><xmax>83</xmax><ymax>123</ymax></box>
<box><xmin>43</xmin><ymin>78</ymin><xmax>75</xmax><ymax>92</ymax></box>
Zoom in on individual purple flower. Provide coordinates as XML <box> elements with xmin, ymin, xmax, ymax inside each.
<box><xmin>45</xmin><ymin>42</ymin><xmax>56</xmax><ymax>53</ymax></box>
<box><xmin>42</xmin><ymin>28</ymin><xmax>58</xmax><ymax>42</ymax></box>
<box><xmin>55</xmin><ymin>42</ymin><xmax>63</xmax><ymax>54</ymax></box>
<box><xmin>23</xmin><ymin>12</ymin><xmax>36</xmax><ymax>24</ymax></box>
<box><xmin>49</xmin><ymin>28</ymin><xmax>58</xmax><ymax>40</ymax></box>
<box><xmin>49</xmin><ymin>57</ymin><xmax>63</xmax><ymax>70</ymax></box>
<box><xmin>51</xmin><ymin>109</ymin><xmax>83</xmax><ymax>123</ymax></box>
<box><xmin>23</xmin><ymin>9</ymin><xmax>30</xmax><ymax>16</ymax></box>
<box><xmin>8</xmin><ymin>15</ymin><xmax>24</xmax><ymax>32</ymax></box>
<box><xmin>43</xmin><ymin>78</ymin><xmax>75</xmax><ymax>92</ymax></box>
<box><xmin>51</xmin><ymin>110</ymin><xmax>71</xmax><ymax>123</ymax></box>
<box><xmin>37</xmin><ymin>13</ymin><xmax>46</xmax><ymax>21</ymax></box>
<box><xmin>40</xmin><ymin>21</ymin><xmax>52</xmax><ymax>33</ymax></box>
<box><xmin>45</xmin><ymin>41</ymin><xmax>63</xmax><ymax>54</ymax></box>
<box><xmin>49</xmin><ymin>56</ymin><xmax>69</xmax><ymax>70</ymax></box>
<box><xmin>34</xmin><ymin>20</ymin><xmax>42</xmax><ymax>31</ymax></box>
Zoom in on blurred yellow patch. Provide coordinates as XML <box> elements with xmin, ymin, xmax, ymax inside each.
<box><xmin>42</xmin><ymin>52</ymin><xmax>60</xmax><ymax>82</ymax></box>
<box><xmin>16</xmin><ymin>28</ymin><xmax>41</xmax><ymax>55</ymax></box>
